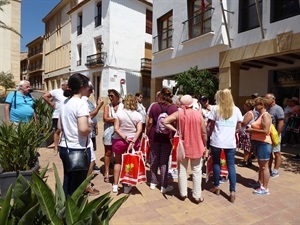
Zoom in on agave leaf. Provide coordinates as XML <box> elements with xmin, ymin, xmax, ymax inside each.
<box><xmin>0</xmin><ymin>184</ymin><xmax>13</xmax><ymax>225</ymax></box>
<box><xmin>39</xmin><ymin>163</ymin><xmax>49</xmax><ymax>179</ymax></box>
<box><xmin>53</xmin><ymin>164</ymin><xmax>66</xmax><ymax>209</ymax></box>
<box><xmin>78</xmin><ymin>192</ymin><xmax>111</xmax><ymax>220</ymax></box>
<box><xmin>65</xmin><ymin>196</ymin><xmax>81</xmax><ymax>224</ymax></box>
<box><xmin>18</xmin><ymin>203</ymin><xmax>40</xmax><ymax>225</ymax></box>
<box><xmin>107</xmin><ymin>195</ymin><xmax>129</xmax><ymax>220</ymax></box>
<box><xmin>31</xmin><ymin>172</ymin><xmax>63</xmax><ymax>225</ymax></box>
<box><xmin>71</xmin><ymin>174</ymin><xmax>93</xmax><ymax>205</ymax></box>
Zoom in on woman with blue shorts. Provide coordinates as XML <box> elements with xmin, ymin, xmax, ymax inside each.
<box><xmin>246</xmin><ymin>97</ymin><xmax>272</xmax><ymax>195</ymax></box>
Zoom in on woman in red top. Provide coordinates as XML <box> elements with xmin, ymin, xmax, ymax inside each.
<box><xmin>164</xmin><ymin>95</ymin><xmax>207</xmax><ymax>203</ymax></box>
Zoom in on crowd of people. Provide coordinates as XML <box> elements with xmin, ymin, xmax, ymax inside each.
<box><xmin>4</xmin><ymin>76</ymin><xmax>300</xmax><ymax>202</ymax></box>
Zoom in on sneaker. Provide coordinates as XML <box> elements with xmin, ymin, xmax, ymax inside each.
<box><xmin>150</xmin><ymin>183</ymin><xmax>158</xmax><ymax>190</ymax></box>
<box><xmin>161</xmin><ymin>185</ymin><xmax>174</xmax><ymax>194</ymax></box>
<box><xmin>291</xmin><ymin>154</ymin><xmax>300</xmax><ymax>161</ymax></box>
<box><xmin>270</xmin><ymin>171</ymin><xmax>279</xmax><ymax>178</ymax></box>
<box><xmin>219</xmin><ymin>177</ymin><xmax>227</xmax><ymax>184</ymax></box>
<box><xmin>253</xmin><ymin>187</ymin><xmax>270</xmax><ymax>195</ymax></box>
<box><xmin>112</xmin><ymin>184</ymin><xmax>118</xmax><ymax>193</ymax></box>
<box><xmin>169</xmin><ymin>169</ymin><xmax>178</xmax><ymax>179</ymax></box>
<box><xmin>93</xmin><ymin>169</ymin><xmax>101</xmax><ymax>175</ymax></box>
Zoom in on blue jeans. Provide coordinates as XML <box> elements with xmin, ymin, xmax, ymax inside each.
<box><xmin>59</xmin><ymin>146</ymin><xmax>91</xmax><ymax>196</ymax></box>
<box><xmin>211</xmin><ymin>146</ymin><xmax>236</xmax><ymax>192</ymax></box>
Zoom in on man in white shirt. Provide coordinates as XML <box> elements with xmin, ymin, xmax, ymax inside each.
<box><xmin>43</xmin><ymin>81</ymin><xmax>68</xmax><ymax>155</ymax></box>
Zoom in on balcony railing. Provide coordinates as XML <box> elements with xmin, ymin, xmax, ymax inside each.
<box><xmin>77</xmin><ymin>25</ymin><xmax>82</xmax><ymax>35</ymax></box>
<box><xmin>95</xmin><ymin>15</ymin><xmax>101</xmax><ymax>27</ymax></box>
<box><xmin>28</xmin><ymin>64</ymin><xmax>43</xmax><ymax>72</ymax></box>
<box><xmin>153</xmin><ymin>28</ymin><xmax>173</xmax><ymax>53</ymax></box>
<box><xmin>28</xmin><ymin>47</ymin><xmax>43</xmax><ymax>57</ymax></box>
<box><xmin>85</xmin><ymin>52</ymin><xmax>106</xmax><ymax>67</ymax></box>
<box><xmin>182</xmin><ymin>7</ymin><xmax>214</xmax><ymax>41</ymax></box>
<box><xmin>141</xmin><ymin>58</ymin><xmax>151</xmax><ymax>71</ymax></box>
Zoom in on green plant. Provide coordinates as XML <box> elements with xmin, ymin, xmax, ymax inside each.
<box><xmin>0</xmin><ymin>71</ymin><xmax>15</xmax><ymax>96</ymax></box>
<box><xmin>33</xmin><ymin>97</ymin><xmax>54</xmax><ymax>134</ymax></box>
<box><xmin>0</xmin><ymin>164</ymin><xmax>129</xmax><ymax>224</ymax></box>
<box><xmin>175</xmin><ymin>66</ymin><xmax>219</xmax><ymax>99</ymax></box>
<box><xmin>0</xmin><ymin>120</ymin><xmax>51</xmax><ymax>172</ymax></box>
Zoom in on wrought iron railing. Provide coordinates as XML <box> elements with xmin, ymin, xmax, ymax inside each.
<box><xmin>77</xmin><ymin>25</ymin><xmax>82</xmax><ymax>35</ymax></box>
<box><xmin>95</xmin><ymin>15</ymin><xmax>101</xmax><ymax>27</ymax></box>
<box><xmin>85</xmin><ymin>52</ymin><xmax>106</xmax><ymax>67</ymax></box>
<box><xmin>153</xmin><ymin>28</ymin><xmax>173</xmax><ymax>53</ymax></box>
<box><xmin>182</xmin><ymin>7</ymin><xmax>214</xmax><ymax>41</ymax></box>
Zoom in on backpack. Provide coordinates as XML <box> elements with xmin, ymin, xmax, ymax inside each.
<box><xmin>155</xmin><ymin>104</ymin><xmax>170</xmax><ymax>134</ymax></box>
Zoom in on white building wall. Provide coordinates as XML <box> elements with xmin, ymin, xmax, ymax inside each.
<box><xmin>71</xmin><ymin>0</ymin><xmax>152</xmax><ymax>98</ymax></box>
<box><xmin>227</xmin><ymin>0</ymin><xmax>300</xmax><ymax>48</ymax></box>
<box><xmin>152</xmin><ymin>0</ymin><xmax>228</xmax><ymax>78</ymax></box>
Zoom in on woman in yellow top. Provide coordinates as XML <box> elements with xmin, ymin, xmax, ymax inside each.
<box><xmin>246</xmin><ymin>97</ymin><xmax>272</xmax><ymax>195</ymax></box>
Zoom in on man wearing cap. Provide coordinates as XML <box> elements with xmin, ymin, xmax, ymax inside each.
<box><xmin>43</xmin><ymin>81</ymin><xmax>68</xmax><ymax>155</ymax></box>
<box><xmin>251</xmin><ymin>93</ymin><xmax>259</xmax><ymax>99</ymax></box>
<box><xmin>265</xmin><ymin>93</ymin><xmax>284</xmax><ymax>178</ymax></box>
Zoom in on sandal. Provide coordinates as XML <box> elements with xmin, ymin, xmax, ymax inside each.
<box><xmin>104</xmin><ymin>176</ymin><xmax>110</xmax><ymax>183</ymax></box>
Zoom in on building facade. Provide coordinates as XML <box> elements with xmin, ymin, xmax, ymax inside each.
<box><xmin>26</xmin><ymin>36</ymin><xmax>44</xmax><ymax>90</ymax></box>
<box><xmin>42</xmin><ymin>0</ymin><xmax>73</xmax><ymax>91</ymax></box>
<box><xmin>0</xmin><ymin>0</ymin><xmax>21</xmax><ymax>95</ymax></box>
<box><xmin>152</xmin><ymin>0</ymin><xmax>300</xmax><ymax>108</ymax></box>
<box><xmin>68</xmin><ymin>0</ymin><xmax>153</xmax><ymax>105</ymax></box>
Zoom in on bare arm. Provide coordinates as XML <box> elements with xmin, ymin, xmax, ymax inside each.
<box><xmin>103</xmin><ymin>104</ymin><xmax>114</xmax><ymax>123</ymax></box>
<box><xmin>163</xmin><ymin>111</ymin><xmax>178</xmax><ymax>133</ymax></box>
<box><xmin>4</xmin><ymin>103</ymin><xmax>11</xmax><ymax>123</ymax></box>
<box><xmin>145</xmin><ymin>116</ymin><xmax>153</xmax><ymax>135</ymax></box>
<box><xmin>42</xmin><ymin>92</ymin><xmax>55</xmax><ymax>109</ymax></box>
<box><xmin>77</xmin><ymin>116</ymin><xmax>92</xmax><ymax>136</ymax></box>
<box><xmin>241</xmin><ymin>111</ymin><xmax>253</xmax><ymax>127</ymax></box>
<box><xmin>90</xmin><ymin>97</ymin><xmax>104</xmax><ymax>119</ymax></box>
<box><xmin>200</xmin><ymin>117</ymin><xmax>207</xmax><ymax>147</ymax></box>
<box><xmin>276</xmin><ymin>119</ymin><xmax>284</xmax><ymax>134</ymax></box>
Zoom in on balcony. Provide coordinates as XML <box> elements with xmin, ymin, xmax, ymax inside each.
<box><xmin>141</xmin><ymin>58</ymin><xmax>151</xmax><ymax>71</ymax></box>
<box><xmin>28</xmin><ymin>64</ymin><xmax>43</xmax><ymax>73</ymax></box>
<box><xmin>85</xmin><ymin>52</ymin><xmax>106</xmax><ymax>68</ymax></box>
<box><xmin>28</xmin><ymin>47</ymin><xmax>43</xmax><ymax>58</ymax></box>
<box><xmin>95</xmin><ymin>15</ymin><xmax>101</xmax><ymax>27</ymax></box>
<box><xmin>182</xmin><ymin>7</ymin><xmax>214</xmax><ymax>42</ymax></box>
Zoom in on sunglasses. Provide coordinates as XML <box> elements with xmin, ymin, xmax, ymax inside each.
<box><xmin>108</xmin><ymin>95</ymin><xmax>114</xmax><ymax>98</ymax></box>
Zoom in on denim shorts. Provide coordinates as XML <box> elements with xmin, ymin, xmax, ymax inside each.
<box><xmin>252</xmin><ymin>140</ymin><xmax>272</xmax><ymax>160</ymax></box>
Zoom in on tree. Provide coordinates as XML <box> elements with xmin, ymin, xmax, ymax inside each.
<box><xmin>174</xmin><ymin>66</ymin><xmax>219</xmax><ymax>99</ymax></box>
<box><xmin>0</xmin><ymin>71</ymin><xmax>16</xmax><ymax>95</ymax></box>
<box><xmin>0</xmin><ymin>0</ymin><xmax>22</xmax><ymax>37</ymax></box>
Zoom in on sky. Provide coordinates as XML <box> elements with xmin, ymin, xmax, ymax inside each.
<box><xmin>21</xmin><ymin>0</ymin><xmax>60</xmax><ymax>52</ymax></box>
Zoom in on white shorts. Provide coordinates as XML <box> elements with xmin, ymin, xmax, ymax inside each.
<box><xmin>90</xmin><ymin>144</ymin><xmax>96</xmax><ymax>162</ymax></box>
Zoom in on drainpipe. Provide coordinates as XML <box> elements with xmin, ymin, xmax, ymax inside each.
<box><xmin>220</xmin><ymin>0</ymin><xmax>232</xmax><ymax>48</ymax></box>
<box><xmin>255</xmin><ymin>0</ymin><xmax>265</xmax><ymax>39</ymax></box>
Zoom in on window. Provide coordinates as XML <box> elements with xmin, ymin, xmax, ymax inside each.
<box><xmin>146</xmin><ymin>9</ymin><xmax>152</xmax><ymax>34</ymax></box>
<box><xmin>270</xmin><ymin>0</ymin><xmax>300</xmax><ymax>22</ymax></box>
<box><xmin>95</xmin><ymin>2</ymin><xmax>102</xmax><ymax>27</ymax></box>
<box><xmin>77</xmin><ymin>13</ymin><xmax>82</xmax><ymax>35</ymax></box>
<box><xmin>238</xmin><ymin>0</ymin><xmax>262</xmax><ymax>33</ymax></box>
<box><xmin>187</xmin><ymin>0</ymin><xmax>212</xmax><ymax>38</ymax></box>
<box><xmin>157</xmin><ymin>11</ymin><xmax>173</xmax><ymax>51</ymax></box>
<box><xmin>77</xmin><ymin>44</ymin><xmax>82</xmax><ymax>66</ymax></box>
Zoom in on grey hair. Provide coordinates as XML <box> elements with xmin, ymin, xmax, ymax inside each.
<box><xmin>17</xmin><ymin>80</ymin><xmax>30</xmax><ymax>91</ymax></box>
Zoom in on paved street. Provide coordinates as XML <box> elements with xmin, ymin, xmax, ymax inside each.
<box><xmin>36</xmin><ymin>118</ymin><xmax>300</xmax><ymax>225</ymax></box>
